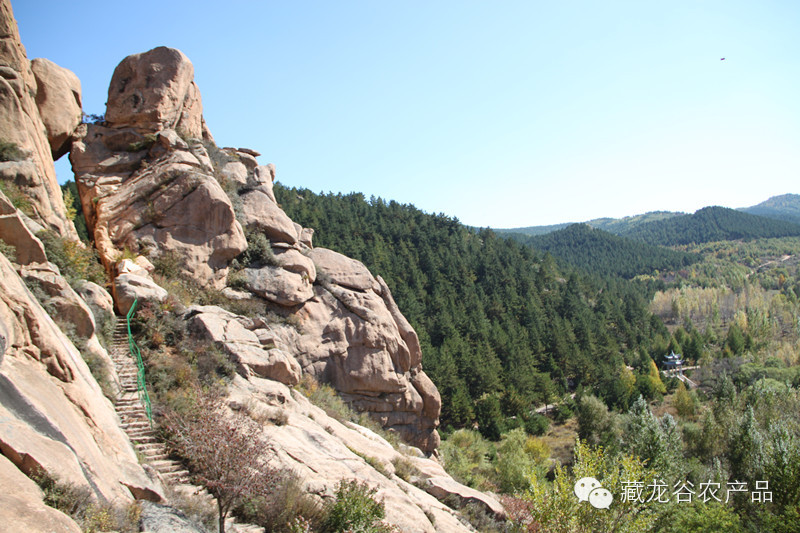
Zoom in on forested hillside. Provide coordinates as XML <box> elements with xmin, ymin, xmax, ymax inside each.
<box><xmin>274</xmin><ymin>184</ymin><xmax>669</xmax><ymax>431</ymax></box>
<box><xmin>742</xmin><ymin>193</ymin><xmax>800</xmax><ymax>225</ymax></box>
<box><xmin>622</xmin><ymin>206</ymin><xmax>800</xmax><ymax>246</ymax></box>
<box><xmin>521</xmin><ymin>223</ymin><xmax>701</xmax><ymax>278</ymax></box>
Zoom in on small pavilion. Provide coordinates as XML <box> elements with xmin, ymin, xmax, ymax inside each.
<box><xmin>662</xmin><ymin>351</ymin><xmax>683</xmax><ymax>373</ymax></box>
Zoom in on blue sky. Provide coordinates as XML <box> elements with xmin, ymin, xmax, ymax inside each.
<box><xmin>13</xmin><ymin>1</ymin><xmax>800</xmax><ymax>228</ymax></box>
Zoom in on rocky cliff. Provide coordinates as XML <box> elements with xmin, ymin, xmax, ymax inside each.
<box><xmin>0</xmin><ymin>0</ymin><xmax>503</xmax><ymax>530</ymax></box>
<box><xmin>0</xmin><ymin>0</ymin><xmax>79</xmax><ymax>239</ymax></box>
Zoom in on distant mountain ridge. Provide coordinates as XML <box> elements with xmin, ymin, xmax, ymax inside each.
<box><xmin>620</xmin><ymin>206</ymin><xmax>800</xmax><ymax>246</ymax></box>
<box><xmin>740</xmin><ymin>194</ymin><xmax>800</xmax><ymax>225</ymax></box>
<box><xmin>497</xmin><ymin>194</ymin><xmax>800</xmax><ymax>237</ymax></box>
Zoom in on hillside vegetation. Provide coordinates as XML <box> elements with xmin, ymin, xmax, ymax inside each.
<box><xmin>521</xmin><ymin>223</ymin><xmax>701</xmax><ymax>279</ymax></box>
<box><xmin>622</xmin><ymin>206</ymin><xmax>800</xmax><ymax>246</ymax></box>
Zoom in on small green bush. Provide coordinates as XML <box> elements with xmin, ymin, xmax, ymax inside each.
<box><xmin>0</xmin><ymin>179</ymin><xmax>34</xmax><ymax>216</ymax></box>
<box><xmin>37</xmin><ymin>230</ymin><xmax>107</xmax><ymax>286</ymax></box>
<box><xmin>391</xmin><ymin>456</ymin><xmax>423</xmax><ymax>483</ymax></box>
<box><xmin>321</xmin><ymin>480</ymin><xmax>391</xmax><ymax>533</ymax></box>
<box><xmin>126</xmin><ymin>133</ymin><xmax>157</xmax><ymax>152</ymax></box>
<box><xmin>234</xmin><ymin>473</ymin><xmax>325</xmax><ymax>532</ymax></box>
<box><xmin>236</xmin><ymin>229</ymin><xmax>277</xmax><ymax>268</ymax></box>
<box><xmin>0</xmin><ymin>239</ymin><xmax>16</xmax><ymax>262</ymax></box>
<box><xmin>524</xmin><ymin>414</ymin><xmax>549</xmax><ymax>436</ymax></box>
<box><xmin>440</xmin><ymin>429</ymin><xmax>496</xmax><ymax>491</ymax></box>
<box><xmin>33</xmin><ymin>468</ymin><xmax>93</xmax><ymax>517</ymax></box>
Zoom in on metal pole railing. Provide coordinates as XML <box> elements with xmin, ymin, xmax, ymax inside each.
<box><xmin>126</xmin><ymin>299</ymin><xmax>152</xmax><ymax>426</ymax></box>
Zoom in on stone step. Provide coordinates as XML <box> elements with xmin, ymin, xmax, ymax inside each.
<box><xmin>150</xmin><ymin>461</ymin><xmax>185</xmax><ymax>474</ymax></box>
<box><xmin>116</xmin><ymin>403</ymin><xmax>147</xmax><ymax>411</ymax></box>
<box><xmin>161</xmin><ymin>470</ymin><xmax>191</xmax><ymax>484</ymax></box>
<box><xmin>136</xmin><ymin>442</ymin><xmax>167</xmax><ymax>452</ymax></box>
<box><xmin>120</xmin><ymin>416</ymin><xmax>150</xmax><ymax>425</ymax></box>
<box><xmin>126</xmin><ymin>428</ymin><xmax>156</xmax><ymax>438</ymax></box>
<box><xmin>118</xmin><ymin>408</ymin><xmax>148</xmax><ymax>416</ymax></box>
<box><xmin>115</xmin><ymin>396</ymin><xmax>143</xmax><ymax>404</ymax></box>
<box><xmin>122</xmin><ymin>422</ymin><xmax>152</xmax><ymax>431</ymax></box>
<box><xmin>129</xmin><ymin>435</ymin><xmax>157</xmax><ymax>444</ymax></box>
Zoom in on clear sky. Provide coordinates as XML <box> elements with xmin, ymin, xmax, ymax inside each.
<box><xmin>13</xmin><ymin>1</ymin><xmax>800</xmax><ymax>228</ymax></box>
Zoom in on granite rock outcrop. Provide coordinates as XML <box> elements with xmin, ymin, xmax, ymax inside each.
<box><xmin>70</xmin><ymin>47</ymin><xmax>246</xmax><ymax>287</ymax></box>
<box><xmin>0</xmin><ymin>0</ymin><xmax>78</xmax><ymax>239</ymax></box>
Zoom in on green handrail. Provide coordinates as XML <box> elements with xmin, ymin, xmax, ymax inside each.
<box><xmin>126</xmin><ymin>299</ymin><xmax>152</xmax><ymax>426</ymax></box>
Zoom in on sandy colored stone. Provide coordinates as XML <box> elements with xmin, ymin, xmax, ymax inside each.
<box><xmin>227</xmin><ymin>376</ymin><xmax>490</xmax><ymax>533</ymax></box>
<box><xmin>243</xmin><ymin>265</ymin><xmax>314</xmax><ymax>306</ymax></box>
<box><xmin>187</xmin><ymin>305</ymin><xmax>301</xmax><ymax>384</ymax></box>
<box><xmin>271</xmin><ymin>247</ymin><xmax>316</xmax><ymax>281</ymax></box>
<box><xmin>240</xmin><ymin>188</ymin><xmax>298</xmax><ymax>244</ymax></box>
<box><xmin>105</xmin><ymin>46</ymin><xmax>204</xmax><ymax>138</ymax></box>
<box><xmin>308</xmin><ymin>247</ymin><xmax>378</xmax><ymax>292</ymax></box>
<box><xmin>0</xmin><ymin>253</ymin><xmax>164</xmax><ymax>503</ymax></box>
<box><xmin>114</xmin><ymin>272</ymin><xmax>168</xmax><ymax>315</ymax></box>
<box><xmin>30</xmin><ymin>57</ymin><xmax>82</xmax><ymax>160</ymax></box>
<box><xmin>299</xmin><ymin>227</ymin><xmax>314</xmax><ymax>248</ymax></box>
<box><xmin>221</xmin><ymin>161</ymin><xmax>248</xmax><ymax>187</ymax></box>
<box><xmin>75</xmin><ymin>281</ymin><xmax>114</xmax><ymax>317</ymax></box>
<box><xmin>0</xmin><ymin>0</ymin><xmax>78</xmax><ymax>239</ymax></box>
<box><xmin>282</xmin><ymin>282</ymin><xmax>440</xmax><ymax>452</ymax></box>
<box><xmin>0</xmin><ymin>188</ymin><xmax>48</xmax><ymax>264</ymax></box>
<box><xmin>0</xmin><ymin>454</ymin><xmax>81</xmax><ymax>533</ymax></box>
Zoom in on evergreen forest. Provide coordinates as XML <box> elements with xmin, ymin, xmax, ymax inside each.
<box><xmin>517</xmin><ymin>223</ymin><xmax>701</xmax><ymax>279</ymax></box>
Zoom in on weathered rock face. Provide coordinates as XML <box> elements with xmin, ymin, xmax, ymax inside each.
<box><xmin>105</xmin><ymin>46</ymin><xmax>212</xmax><ymax>141</ymax></box>
<box><xmin>0</xmin><ymin>252</ymin><xmax>164</xmax><ymax>506</ymax></box>
<box><xmin>289</xmin><ymin>262</ymin><xmax>441</xmax><ymax>453</ymax></box>
<box><xmin>0</xmin><ymin>454</ymin><xmax>81</xmax><ymax>533</ymax></box>
<box><xmin>0</xmin><ymin>187</ymin><xmax>47</xmax><ymax>264</ymax></box>
<box><xmin>70</xmin><ymin>48</ymin><xmax>247</xmax><ymax>287</ymax></box>
<box><xmin>186</xmin><ymin>305</ymin><xmax>302</xmax><ymax>385</ymax></box>
<box><xmin>0</xmin><ymin>0</ymin><xmax>78</xmax><ymax>239</ymax></box>
<box><xmin>228</xmin><ymin>376</ymin><xmax>497</xmax><ymax>532</ymax></box>
<box><xmin>30</xmin><ymin>57</ymin><xmax>82</xmax><ymax>160</ymax></box>
<box><xmin>226</xmin><ymin>244</ymin><xmax>441</xmax><ymax>452</ymax></box>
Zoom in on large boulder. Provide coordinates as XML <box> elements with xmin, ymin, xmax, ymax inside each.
<box><xmin>240</xmin><ymin>187</ymin><xmax>299</xmax><ymax>244</ymax></box>
<box><xmin>227</xmin><ymin>376</ymin><xmax>491</xmax><ymax>533</ymax></box>
<box><xmin>105</xmin><ymin>46</ymin><xmax>210</xmax><ymax>140</ymax></box>
<box><xmin>242</xmin><ymin>264</ymin><xmax>314</xmax><ymax>306</ymax></box>
<box><xmin>308</xmin><ymin>248</ymin><xmax>379</xmax><ymax>291</ymax></box>
<box><xmin>268</xmin><ymin>252</ymin><xmax>440</xmax><ymax>453</ymax></box>
<box><xmin>114</xmin><ymin>272</ymin><xmax>168</xmax><ymax>315</ymax></box>
<box><xmin>0</xmin><ymin>187</ymin><xmax>48</xmax><ymax>264</ymax></box>
<box><xmin>30</xmin><ymin>57</ymin><xmax>82</xmax><ymax>160</ymax></box>
<box><xmin>187</xmin><ymin>305</ymin><xmax>302</xmax><ymax>385</ymax></box>
<box><xmin>138</xmin><ymin>501</ymin><xmax>208</xmax><ymax>533</ymax></box>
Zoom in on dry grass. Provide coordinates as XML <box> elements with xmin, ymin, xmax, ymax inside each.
<box><xmin>539</xmin><ymin>417</ymin><xmax>579</xmax><ymax>465</ymax></box>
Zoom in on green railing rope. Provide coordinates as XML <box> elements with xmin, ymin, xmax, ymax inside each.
<box><xmin>126</xmin><ymin>299</ymin><xmax>152</xmax><ymax>426</ymax></box>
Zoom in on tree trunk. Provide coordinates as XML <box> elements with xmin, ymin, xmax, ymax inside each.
<box><xmin>218</xmin><ymin>498</ymin><xmax>226</xmax><ymax>533</ymax></box>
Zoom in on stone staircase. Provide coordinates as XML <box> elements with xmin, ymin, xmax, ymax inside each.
<box><xmin>110</xmin><ymin>318</ymin><xmax>265</xmax><ymax>532</ymax></box>
<box><xmin>110</xmin><ymin>319</ymin><xmax>191</xmax><ymax>485</ymax></box>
